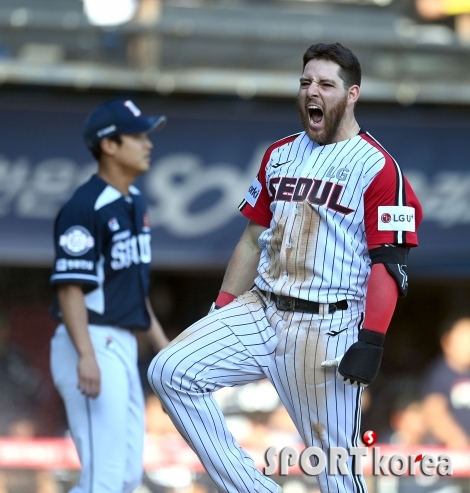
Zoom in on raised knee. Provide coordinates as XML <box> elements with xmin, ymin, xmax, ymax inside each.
<box><xmin>148</xmin><ymin>345</ymin><xmax>203</xmax><ymax>397</ymax></box>
<box><xmin>147</xmin><ymin>347</ymin><xmax>183</xmax><ymax>396</ymax></box>
<box><xmin>147</xmin><ymin>351</ymin><xmax>167</xmax><ymax>395</ymax></box>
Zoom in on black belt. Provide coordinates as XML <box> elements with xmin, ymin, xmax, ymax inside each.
<box><xmin>260</xmin><ymin>290</ymin><xmax>348</xmax><ymax>314</ymax></box>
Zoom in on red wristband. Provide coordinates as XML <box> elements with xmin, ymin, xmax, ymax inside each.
<box><xmin>215</xmin><ymin>291</ymin><xmax>236</xmax><ymax>308</ymax></box>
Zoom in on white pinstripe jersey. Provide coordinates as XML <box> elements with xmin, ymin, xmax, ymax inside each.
<box><xmin>239</xmin><ymin>130</ymin><xmax>423</xmax><ymax>303</ymax></box>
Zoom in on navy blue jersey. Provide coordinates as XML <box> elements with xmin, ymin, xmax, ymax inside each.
<box><xmin>50</xmin><ymin>175</ymin><xmax>152</xmax><ymax>330</ymax></box>
<box><xmin>422</xmin><ymin>356</ymin><xmax>470</xmax><ymax>436</ymax></box>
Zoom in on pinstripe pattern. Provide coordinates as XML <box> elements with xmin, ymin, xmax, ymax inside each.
<box><xmin>247</xmin><ymin>130</ymin><xmax>413</xmax><ymax>305</ymax></box>
<box><xmin>147</xmin><ymin>130</ymin><xmax>419</xmax><ymax>492</ymax></box>
<box><xmin>148</xmin><ymin>290</ymin><xmax>367</xmax><ymax>493</ymax></box>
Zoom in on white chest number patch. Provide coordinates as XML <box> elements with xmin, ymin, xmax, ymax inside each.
<box><xmin>111</xmin><ymin>233</ymin><xmax>151</xmax><ymax>270</ymax></box>
<box><xmin>378</xmin><ymin>206</ymin><xmax>416</xmax><ymax>232</ymax></box>
<box><xmin>59</xmin><ymin>226</ymin><xmax>95</xmax><ymax>256</ymax></box>
<box><xmin>244</xmin><ymin>178</ymin><xmax>262</xmax><ymax>207</ymax></box>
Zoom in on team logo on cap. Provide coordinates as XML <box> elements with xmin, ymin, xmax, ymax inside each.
<box><xmin>124</xmin><ymin>100</ymin><xmax>141</xmax><ymax>117</ymax></box>
<box><xmin>59</xmin><ymin>226</ymin><xmax>95</xmax><ymax>256</ymax></box>
<box><xmin>97</xmin><ymin>124</ymin><xmax>117</xmax><ymax>138</ymax></box>
<box><xmin>108</xmin><ymin>217</ymin><xmax>120</xmax><ymax>232</ymax></box>
<box><xmin>381</xmin><ymin>213</ymin><xmax>392</xmax><ymax>223</ymax></box>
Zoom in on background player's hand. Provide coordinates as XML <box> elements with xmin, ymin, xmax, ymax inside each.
<box><xmin>77</xmin><ymin>353</ymin><xmax>101</xmax><ymax>398</ymax></box>
<box><xmin>321</xmin><ymin>329</ymin><xmax>385</xmax><ymax>388</ymax></box>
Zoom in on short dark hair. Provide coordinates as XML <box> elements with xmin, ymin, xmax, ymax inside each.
<box><xmin>302</xmin><ymin>42</ymin><xmax>361</xmax><ymax>89</ymax></box>
<box><xmin>90</xmin><ymin>134</ymin><xmax>122</xmax><ymax>161</ymax></box>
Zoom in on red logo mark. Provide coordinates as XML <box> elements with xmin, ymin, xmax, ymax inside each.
<box><xmin>381</xmin><ymin>213</ymin><xmax>392</xmax><ymax>223</ymax></box>
<box><xmin>143</xmin><ymin>213</ymin><xmax>151</xmax><ymax>229</ymax></box>
<box><xmin>414</xmin><ymin>454</ymin><xmax>423</xmax><ymax>462</ymax></box>
<box><xmin>362</xmin><ymin>430</ymin><xmax>377</xmax><ymax>447</ymax></box>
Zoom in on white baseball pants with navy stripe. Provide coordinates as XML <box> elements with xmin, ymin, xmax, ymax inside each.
<box><xmin>51</xmin><ymin>324</ymin><xmax>145</xmax><ymax>493</ymax></box>
<box><xmin>148</xmin><ymin>289</ymin><xmax>367</xmax><ymax>493</ymax></box>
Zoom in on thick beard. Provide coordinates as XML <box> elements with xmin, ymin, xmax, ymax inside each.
<box><xmin>298</xmin><ymin>95</ymin><xmax>348</xmax><ymax>145</ymax></box>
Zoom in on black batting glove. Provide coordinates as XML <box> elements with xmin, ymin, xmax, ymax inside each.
<box><xmin>321</xmin><ymin>329</ymin><xmax>384</xmax><ymax>388</ymax></box>
<box><xmin>338</xmin><ymin>329</ymin><xmax>384</xmax><ymax>387</ymax></box>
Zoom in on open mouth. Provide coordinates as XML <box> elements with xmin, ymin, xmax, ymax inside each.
<box><xmin>308</xmin><ymin>105</ymin><xmax>323</xmax><ymax>126</ymax></box>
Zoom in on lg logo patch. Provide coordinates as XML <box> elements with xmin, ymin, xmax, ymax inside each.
<box><xmin>381</xmin><ymin>213</ymin><xmax>392</xmax><ymax>223</ymax></box>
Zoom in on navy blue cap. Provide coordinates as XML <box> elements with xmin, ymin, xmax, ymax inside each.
<box><xmin>83</xmin><ymin>99</ymin><xmax>167</xmax><ymax>149</ymax></box>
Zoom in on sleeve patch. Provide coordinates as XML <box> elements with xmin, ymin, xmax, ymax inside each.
<box><xmin>244</xmin><ymin>178</ymin><xmax>262</xmax><ymax>207</ymax></box>
<box><xmin>378</xmin><ymin>206</ymin><xmax>415</xmax><ymax>232</ymax></box>
<box><xmin>59</xmin><ymin>226</ymin><xmax>95</xmax><ymax>256</ymax></box>
<box><xmin>56</xmin><ymin>258</ymin><xmax>95</xmax><ymax>272</ymax></box>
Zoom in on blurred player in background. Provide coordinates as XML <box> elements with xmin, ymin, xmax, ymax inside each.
<box><xmin>148</xmin><ymin>43</ymin><xmax>423</xmax><ymax>493</ymax></box>
<box><xmin>50</xmin><ymin>99</ymin><xmax>169</xmax><ymax>493</ymax></box>
<box><xmin>422</xmin><ymin>316</ymin><xmax>470</xmax><ymax>448</ymax></box>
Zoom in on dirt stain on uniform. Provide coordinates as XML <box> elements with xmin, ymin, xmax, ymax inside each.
<box><xmin>312</xmin><ymin>422</ymin><xmax>328</xmax><ymax>445</ymax></box>
<box><xmin>265</xmin><ymin>211</ymin><xmax>285</xmax><ymax>281</ymax></box>
<box><xmin>285</xmin><ymin>202</ymin><xmax>320</xmax><ymax>285</ymax></box>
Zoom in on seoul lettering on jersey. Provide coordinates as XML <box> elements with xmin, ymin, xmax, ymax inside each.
<box><xmin>269</xmin><ymin>176</ymin><xmax>354</xmax><ymax>215</ymax></box>
<box><xmin>238</xmin><ymin>131</ymin><xmax>423</xmax><ymax>304</ymax></box>
<box><xmin>111</xmin><ymin>233</ymin><xmax>151</xmax><ymax>269</ymax></box>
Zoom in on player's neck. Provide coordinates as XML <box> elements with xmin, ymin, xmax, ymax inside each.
<box><xmin>97</xmin><ymin>166</ymin><xmax>135</xmax><ymax>196</ymax></box>
<box><xmin>330</xmin><ymin>116</ymin><xmax>361</xmax><ymax>144</ymax></box>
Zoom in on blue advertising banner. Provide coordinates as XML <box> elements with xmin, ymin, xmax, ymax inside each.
<box><xmin>0</xmin><ymin>93</ymin><xmax>469</xmax><ymax>277</ymax></box>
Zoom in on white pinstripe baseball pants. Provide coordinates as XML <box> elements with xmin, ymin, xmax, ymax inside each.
<box><xmin>148</xmin><ymin>289</ymin><xmax>368</xmax><ymax>493</ymax></box>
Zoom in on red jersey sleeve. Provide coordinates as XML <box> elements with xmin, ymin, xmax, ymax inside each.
<box><xmin>238</xmin><ymin>149</ymin><xmax>272</xmax><ymax>227</ymax></box>
<box><xmin>362</xmin><ymin>136</ymin><xmax>423</xmax><ymax>248</ymax></box>
<box><xmin>239</xmin><ymin>136</ymin><xmax>297</xmax><ymax>228</ymax></box>
<box><xmin>238</xmin><ymin>142</ymin><xmax>279</xmax><ymax>228</ymax></box>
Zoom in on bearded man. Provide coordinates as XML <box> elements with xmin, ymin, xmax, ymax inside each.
<box><xmin>148</xmin><ymin>43</ymin><xmax>423</xmax><ymax>493</ymax></box>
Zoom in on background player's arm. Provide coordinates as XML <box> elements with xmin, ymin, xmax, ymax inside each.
<box><xmin>145</xmin><ymin>298</ymin><xmax>170</xmax><ymax>353</ymax></box>
<box><xmin>422</xmin><ymin>393</ymin><xmax>470</xmax><ymax>449</ymax></box>
<box><xmin>57</xmin><ymin>283</ymin><xmax>100</xmax><ymax>398</ymax></box>
<box><xmin>218</xmin><ymin>220</ymin><xmax>267</xmax><ymax>300</ymax></box>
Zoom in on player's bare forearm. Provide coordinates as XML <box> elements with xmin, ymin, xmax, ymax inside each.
<box><xmin>220</xmin><ymin>220</ymin><xmax>266</xmax><ymax>297</ymax></box>
<box><xmin>57</xmin><ymin>283</ymin><xmax>100</xmax><ymax>397</ymax></box>
<box><xmin>57</xmin><ymin>284</ymin><xmax>93</xmax><ymax>357</ymax></box>
<box><xmin>145</xmin><ymin>298</ymin><xmax>170</xmax><ymax>352</ymax></box>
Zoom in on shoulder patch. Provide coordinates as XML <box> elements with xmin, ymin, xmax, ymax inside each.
<box><xmin>244</xmin><ymin>177</ymin><xmax>262</xmax><ymax>207</ymax></box>
<box><xmin>59</xmin><ymin>226</ymin><xmax>95</xmax><ymax>256</ymax></box>
<box><xmin>378</xmin><ymin>206</ymin><xmax>415</xmax><ymax>232</ymax></box>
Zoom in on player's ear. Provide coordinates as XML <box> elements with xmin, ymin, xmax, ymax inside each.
<box><xmin>100</xmin><ymin>137</ymin><xmax>118</xmax><ymax>156</ymax></box>
<box><xmin>347</xmin><ymin>85</ymin><xmax>360</xmax><ymax>105</ymax></box>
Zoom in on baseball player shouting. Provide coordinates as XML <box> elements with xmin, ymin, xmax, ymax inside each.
<box><xmin>50</xmin><ymin>99</ymin><xmax>169</xmax><ymax>493</ymax></box>
<box><xmin>148</xmin><ymin>43</ymin><xmax>423</xmax><ymax>493</ymax></box>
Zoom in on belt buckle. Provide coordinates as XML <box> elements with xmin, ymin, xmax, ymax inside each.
<box><xmin>329</xmin><ymin>303</ymin><xmax>337</xmax><ymax>314</ymax></box>
<box><xmin>276</xmin><ymin>295</ymin><xmax>295</xmax><ymax>311</ymax></box>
